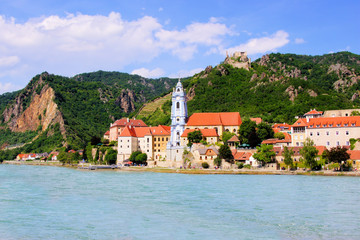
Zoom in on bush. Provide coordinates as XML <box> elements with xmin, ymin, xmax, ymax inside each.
<box><xmin>237</xmin><ymin>162</ymin><xmax>244</xmax><ymax>169</ymax></box>
<box><xmin>243</xmin><ymin>164</ymin><xmax>251</xmax><ymax>169</ymax></box>
<box><xmin>202</xmin><ymin>162</ymin><xmax>209</xmax><ymax>169</ymax></box>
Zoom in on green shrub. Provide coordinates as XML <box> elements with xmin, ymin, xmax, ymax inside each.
<box><xmin>237</xmin><ymin>162</ymin><xmax>244</xmax><ymax>169</ymax></box>
<box><xmin>202</xmin><ymin>162</ymin><xmax>209</xmax><ymax>169</ymax></box>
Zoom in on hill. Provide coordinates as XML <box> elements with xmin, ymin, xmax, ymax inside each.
<box><xmin>144</xmin><ymin>51</ymin><xmax>360</xmax><ymax>124</ymax></box>
<box><xmin>0</xmin><ymin>71</ymin><xmax>177</xmax><ymax>159</ymax></box>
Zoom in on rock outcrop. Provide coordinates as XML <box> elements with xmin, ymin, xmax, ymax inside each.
<box><xmin>2</xmin><ymin>74</ymin><xmax>66</xmax><ymax>135</ymax></box>
<box><xmin>115</xmin><ymin>89</ymin><xmax>136</xmax><ymax>113</ymax></box>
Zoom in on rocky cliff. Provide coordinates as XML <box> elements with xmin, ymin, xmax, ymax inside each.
<box><xmin>2</xmin><ymin>73</ymin><xmax>66</xmax><ymax>135</ymax></box>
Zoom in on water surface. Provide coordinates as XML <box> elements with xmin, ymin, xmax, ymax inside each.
<box><xmin>0</xmin><ymin>165</ymin><xmax>359</xmax><ymax>239</ymax></box>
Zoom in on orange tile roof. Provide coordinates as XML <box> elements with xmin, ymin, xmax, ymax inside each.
<box><xmin>119</xmin><ymin>125</ymin><xmax>170</xmax><ymax>138</ymax></box>
<box><xmin>250</xmin><ymin>117</ymin><xmax>262</xmax><ymax>124</ymax></box>
<box><xmin>291</xmin><ymin>118</ymin><xmax>308</xmax><ymax>127</ymax></box>
<box><xmin>181</xmin><ymin>128</ymin><xmax>218</xmax><ymax>137</ymax></box>
<box><xmin>304</xmin><ymin>109</ymin><xmax>323</xmax><ymax>115</ymax></box>
<box><xmin>262</xmin><ymin>138</ymin><xmax>291</xmax><ymax>144</ymax></box>
<box><xmin>186</xmin><ymin>112</ymin><xmax>242</xmax><ymax>126</ymax></box>
<box><xmin>273</xmin><ymin>123</ymin><xmax>291</xmax><ymax>129</ymax></box>
<box><xmin>273</xmin><ymin>146</ymin><xmax>327</xmax><ymax>156</ymax></box>
<box><xmin>104</xmin><ymin>131</ymin><xmax>110</xmax><ymax>135</ymax></box>
<box><xmin>232</xmin><ymin>151</ymin><xmax>252</xmax><ymax>161</ymax></box>
<box><xmin>228</xmin><ymin>135</ymin><xmax>240</xmax><ymax>142</ymax></box>
<box><xmin>307</xmin><ymin>116</ymin><xmax>360</xmax><ymax>128</ymax></box>
<box><xmin>348</xmin><ymin>150</ymin><xmax>360</xmax><ymax>160</ymax></box>
<box><xmin>110</xmin><ymin>118</ymin><xmax>147</xmax><ymax>128</ymax></box>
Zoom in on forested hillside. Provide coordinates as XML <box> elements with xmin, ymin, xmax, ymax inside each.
<box><xmin>144</xmin><ymin>51</ymin><xmax>360</xmax><ymax>125</ymax></box>
<box><xmin>0</xmin><ymin>71</ymin><xmax>177</xmax><ymax>159</ymax></box>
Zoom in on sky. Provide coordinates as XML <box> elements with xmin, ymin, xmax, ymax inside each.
<box><xmin>0</xmin><ymin>0</ymin><xmax>359</xmax><ymax>94</ymax></box>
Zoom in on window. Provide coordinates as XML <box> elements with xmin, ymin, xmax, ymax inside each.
<box><xmin>294</xmin><ymin>136</ymin><xmax>298</xmax><ymax>140</ymax></box>
<box><xmin>323</xmin><ymin>124</ymin><xmax>327</xmax><ymax>127</ymax></box>
<box><xmin>326</xmin><ymin>141</ymin><xmax>330</xmax><ymax>146</ymax></box>
<box><xmin>329</xmin><ymin>124</ymin><xmax>333</xmax><ymax>127</ymax></box>
<box><xmin>127</xmin><ymin>145</ymin><xmax>129</xmax><ymax>148</ymax></box>
<box><xmin>177</xmin><ymin>88</ymin><xmax>180</xmax><ymax>92</ymax></box>
<box><xmin>326</xmin><ymin>131</ymin><xmax>329</xmax><ymax>135</ymax></box>
<box><xmin>336</xmin><ymin>141</ymin><xmax>340</xmax><ymax>146</ymax></box>
<box><xmin>346</xmin><ymin>141</ymin><xmax>350</xmax><ymax>146</ymax></box>
<box><xmin>344</xmin><ymin>124</ymin><xmax>348</xmax><ymax>127</ymax></box>
<box><xmin>310</xmin><ymin>125</ymin><xmax>313</xmax><ymax>128</ymax></box>
<box><xmin>154</xmin><ymin>138</ymin><xmax>156</xmax><ymax>142</ymax></box>
<box><xmin>317</xmin><ymin>132</ymin><xmax>320</xmax><ymax>136</ymax></box>
<box><xmin>147</xmin><ymin>138</ymin><xmax>150</xmax><ymax>143</ymax></box>
<box><xmin>336</xmin><ymin>131</ymin><xmax>339</xmax><ymax>135</ymax></box>
<box><xmin>346</xmin><ymin>131</ymin><xmax>349</xmax><ymax>135</ymax></box>
<box><xmin>337</xmin><ymin>124</ymin><xmax>341</xmax><ymax>127</ymax></box>
<box><xmin>310</xmin><ymin>132</ymin><xmax>313</xmax><ymax>136</ymax></box>
<box><xmin>127</xmin><ymin>140</ymin><xmax>129</xmax><ymax>142</ymax></box>
<box><xmin>316</xmin><ymin>125</ymin><xmax>320</xmax><ymax>128</ymax></box>
<box><xmin>162</xmin><ymin>138</ymin><xmax>164</xmax><ymax>141</ymax></box>
<box><xmin>352</xmin><ymin>123</ymin><xmax>355</xmax><ymax>126</ymax></box>
<box><xmin>176</xmin><ymin>102</ymin><xmax>180</xmax><ymax>109</ymax></box>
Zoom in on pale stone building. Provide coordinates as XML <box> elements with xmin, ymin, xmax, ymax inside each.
<box><xmin>180</xmin><ymin>128</ymin><xmax>219</xmax><ymax>146</ymax></box>
<box><xmin>108</xmin><ymin>118</ymin><xmax>147</xmax><ymax>142</ymax></box>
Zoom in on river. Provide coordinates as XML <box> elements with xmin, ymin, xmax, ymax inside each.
<box><xmin>0</xmin><ymin>164</ymin><xmax>359</xmax><ymax>239</ymax></box>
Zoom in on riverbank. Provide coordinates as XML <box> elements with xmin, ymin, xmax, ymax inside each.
<box><xmin>3</xmin><ymin>160</ymin><xmax>360</xmax><ymax>176</ymax></box>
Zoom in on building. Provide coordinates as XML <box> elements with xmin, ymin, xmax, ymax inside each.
<box><xmin>103</xmin><ymin>131</ymin><xmax>110</xmax><ymax>140</ymax></box>
<box><xmin>273</xmin><ymin>146</ymin><xmax>327</xmax><ymax>163</ymax></box>
<box><xmin>291</xmin><ymin>116</ymin><xmax>360</xmax><ymax>148</ymax></box>
<box><xmin>323</xmin><ymin>109</ymin><xmax>360</xmax><ymax>118</ymax></box>
<box><xmin>108</xmin><ymin>118</ymin><xmax>147</xmax><ymax>142</ymax></box>
<box><xmin>185</xmin><ymin>112</ymin><xmax>242</xmax><ymax>137</ymax></box>
<box><xmin>166</xmin><ymin>79</ymin><xmax>188</xmax><ymax>164</ymax></box>
<box><xmin>117</xmin><ymin>125</ymin><xmax>171</xmax><ymax>163</ymax></box>
<box><xmin>180</xmin><ymin>128</ymin><xmax>219</xmax><ymax>146</ymax></box>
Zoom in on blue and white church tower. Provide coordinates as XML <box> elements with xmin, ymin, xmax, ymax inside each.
<box><xmin>166</xmin><ymin>79</ymin><xmax>187</xmax><ymax>163</ymax></box>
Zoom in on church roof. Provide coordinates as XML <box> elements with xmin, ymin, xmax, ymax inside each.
<box><xmin>186</xmin><ymin>112</ymin><xmax>242</xmax><ymax>126</ymax></box>
<box><xmin>181</xmin><ymin>128</ymin><xmax>218</xmax><ymax>138</ymax></box>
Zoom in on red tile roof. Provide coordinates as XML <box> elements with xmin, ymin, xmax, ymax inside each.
<box><xmin>104</xmin><ymin>131</ymin><xmax>110</xmax><ymax>135</ymax></box>
<box><xmin>273</xmin><ymin>146</ymin><xmax>327</xmax><ymax>156</ymax></box>
<box><xmin>250</xmin><ymin>117</ymin><xmax>262</xmax><ymax>124</ymax></box>
<box><xmin>232</xmin><ymin>150</ymin><xmax>252</xmax><ymax>161</ymax></box>
<box><xmin>348</xmin><ymin>150</ymin><xmax>360</xmax><ymax>160</ymax></box>
<box><xmin>305</xmin><ymin>109</ymin><xmax>323</xmax><ymax>115</ymax></box>
<box><xmin>262</xmin><ymin>138</ymin><xmax>291</xmax><ymax>144</ymax></box>
<box><xmin>186</xmin><ymin>112</ymin><xmax>242</xmax><ymax>126</ymax></box>
<box><xmin>228</xmin><ymin>135</ymin><xmax>240</xmax><ymax>142</ymax></box>
<box><xmin>307</xmin><ymin>116</ymin><xmax>360</xmax><ymax>128</ymax></box>
<box><xmin>110</xmin><ymin>118</ymin><xmax>147</xmax><ymax>128</ymax></box>
<box><xmin>292</xmin><ymin>118</ymin><xmax>308</xmax><ymax>127</ymax></box>
<box><xmin>181</xmin><ymin>128</ymin><xmax>218</xmax><ymax>138</ymax></box>
<box><xmin>119</xmin><ymin>125</ymin><xmax>170</xmax><ymax>138</ymax></box>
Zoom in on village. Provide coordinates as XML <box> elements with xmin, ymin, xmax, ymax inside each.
<box><xmin>14</xmin><ymin>79</ymin><xmax>360</xmax><ymax>171</ymax></box>
<box><xmin>98</xmin><ymin>80</ymin><xmax>360</xmax><ymax>171</ymax></box>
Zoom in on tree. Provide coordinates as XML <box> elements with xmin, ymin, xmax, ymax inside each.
<box><xmin>274</xmin><ymin>132</ymin><xmax>285</xmax><ymax>140</ymax></box>
<box><xmin>91</xmin><ymin>136</ymin><xmax>101</xmax><ymax>146</ymax></box>
<box><xmin>328</xmin><ymin>146</ymin><xmax>350</xmax><ymax>171</ymax></box>
<box><xmin>256</xmin><ymin>122</ymin><xmax>274</xmax><ymax>142</ymax></box>
<box><xmin>218</xmin><ymin>144</ymin><xmax>234</xmax><ymax>163</ymax></box>
<box><xmin>94</xmin><ymin>148</ymin><xmax>99</xmax><ymax>163</ymax></box>
<box><xmin>222</xmin><ymin>131</ymin><xmax>235</xmax><ymax>144</ymax></box>
<box><xmin>85</xmin><ymin>143</ymin><xmax>93</xmax><ymax>162</ymax></box>
<box><xmin>253</xmin><ymin>144</ymin><xmax>276</xmax><ymax>166</ymax></box>
<box><xmin>134</xmin><ymin>153</ymin><xmax>147</xmax><ymax>165</ymax></box>
<box><xmin>238</xmin><ymin>119</ymin><xmax>257</xmax><ymax>144</ymax></box>
<box><xmin>105</xmin><ymin>149</ymin><xmax>118</xmax><ymax>165</ymax></box>
<box><xmin>129</xmin><ymin>151</ymin><xmax>142</xmax><ymax>162</ymax></box>
<box><xmin>351</xmin><ymin>110</ymin><xmax>360</xmax><ymax>116</ymax></box>
<box><xmin>282</xmin><ymin>146</ymin><xmax>293</xmax><ymax>170</ymax></box>
<box><xmin>299</xmin><ymin>138</ymin><xmax>319</xmax><ymax>170</ymax></box>
<box><xmin>214</xmin><ymin>157</ymin><xmax>222</xmax><ymax>168</ymax></box>
<box><xmin>187</xmin><ymin>130</ymin><xmax>203</xmax><ymax>147</ymax></box>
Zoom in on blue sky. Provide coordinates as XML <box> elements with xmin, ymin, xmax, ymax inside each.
<box><xmin>0</xmin><ymin>0</ymin><xmax>359</xmax><ymax>94</ymax></box>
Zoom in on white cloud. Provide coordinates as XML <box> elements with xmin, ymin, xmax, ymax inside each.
<box><xmin>131</xmin><ymin>67</ymin><xmax>165</xmax><ymax>78</ymax></box>
<box><xmin>225</xmin><ymin>30</ymin><xmax>290</xmax><ymax>55</ymax></box>
<box><xmin>0</xmin><ymin>13</ymin><xmax>233</xmax><ymax>76</ymax></box>
<box><xmin>295</xmin><ymin>38</ymin><xmax>305</xmax><ymax>44</ymax></box>
<box><xmin>169</xmin><ymin>68</ymin><xmax>203</xmax><ymax>78</ymax></box>
<box><xmin>0</xmin><ymin>82</ymin><xmax>16</xmax><ymax>94</ymax></box>
<box><xmin>0</xmin><ymin>56</ymin><xmax>20</xmax><ymax>67</ymax></box>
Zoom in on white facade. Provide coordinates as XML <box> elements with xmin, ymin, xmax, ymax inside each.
<box><xmin>166</xmin><ymin>79</ymin><xmax>187</xmax><ymax>162</ymax></box>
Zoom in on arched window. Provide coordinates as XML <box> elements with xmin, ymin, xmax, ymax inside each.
<box><xmin>177</xmin><ymin>88</ymin><xmax>180</xmax><ymax>92</ymax></box>
<box><xmin>176</xmin><ymin>102</ymin><xmax>180</xmax><ymax>109</ymax></box>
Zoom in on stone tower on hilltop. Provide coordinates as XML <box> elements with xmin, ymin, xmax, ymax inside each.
<box><xmin>166</xmin><ymin>79</ymin><xmax>188</xmax><ymax>164</ymax></box>
<box><xmin>224</xmin><ymin>51</ymin><xmax>251</xmax><ymax>70</ymax></box>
